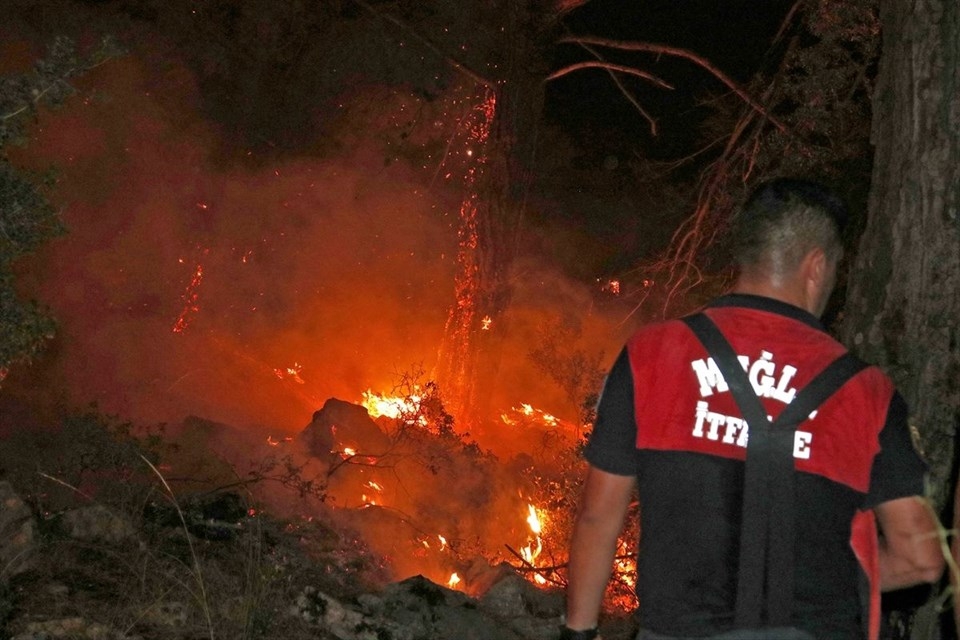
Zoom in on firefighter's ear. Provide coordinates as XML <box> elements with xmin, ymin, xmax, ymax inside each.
<box><xmin>800</xmin><ymin>247</ymin><xmax>833</xmax><ymax>316</ymax></box>
<box><xmin>803</xmin><ymin>247</ymin><xmax>827</xmax><ymax>283</ymax></box>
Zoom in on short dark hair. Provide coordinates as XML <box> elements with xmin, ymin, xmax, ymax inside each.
<box><xmin>730</xmin><ymin>178</ymin><xmax>848</xmax><ymax>277</ymax></box>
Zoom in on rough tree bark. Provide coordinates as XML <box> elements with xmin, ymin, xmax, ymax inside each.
<box><xmin>839</xmin><ymin>0</ymin><xmax>959</xmax><ymax>636</ymax></box>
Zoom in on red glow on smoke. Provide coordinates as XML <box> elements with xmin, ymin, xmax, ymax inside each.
<box><xmin>2</xmin><ymin>47</ymin><xmax>642</xmax><ymax>605</ymax></box>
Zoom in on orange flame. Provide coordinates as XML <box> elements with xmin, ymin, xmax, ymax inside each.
<box><xmin>448</xmin><ymin>572</ymin><xmax>461</xmax><ymax>588</ymax></box>
<box><xmin>525</xmin><ymin>503</ymin><xmax>542</xmax><ymax>535</ymax></box>
<box><xmin>361</xmin><ymin>389</ymin><xmax>425</xmax><ymax>425</ymax></box>
<box><xmin>500</xmin><ymin>402</ymin><xmax>560</xmax><ymax>428</ymax></box>
<box><xmin>520</xmin><ymin>503</ymin><xmax>548</xmax><ymax>585</ymax></box>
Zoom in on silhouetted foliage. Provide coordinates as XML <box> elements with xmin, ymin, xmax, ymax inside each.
<box><xmin>0</xmin><ymin>36</ymin><xmax>120</xmax><ymax>379</ymax></box>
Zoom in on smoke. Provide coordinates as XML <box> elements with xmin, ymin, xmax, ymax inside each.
<box><xmin>8</xmin><ymin>50</ymin><xmax>467</xmax><ymax>431</ymax></box>
<box><xmin>7</xmin><ymin>41</ymin><xmax>636</xmax><ymax>446</ymax></box>
<box><xmin>1</xmin><ymin>25</ymin><xmax>651</xmax><ymax>591</ymax></box>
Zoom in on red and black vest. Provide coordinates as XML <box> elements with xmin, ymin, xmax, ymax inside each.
<box><xmin>586</xmin><ymin>294</ymin><xmax>926</xmax><ymax>639</ymax></box>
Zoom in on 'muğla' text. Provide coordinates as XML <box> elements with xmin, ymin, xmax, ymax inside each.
<box><xmin>689</xmin><ymin>350</ymin><xmax>814</xmax><ymax>459</ymax></box>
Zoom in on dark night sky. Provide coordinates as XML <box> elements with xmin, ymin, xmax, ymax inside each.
<box><xmin>549</xmin><ymin>0</ymin><xmax>798</xmax><ymax>159</ymax></box>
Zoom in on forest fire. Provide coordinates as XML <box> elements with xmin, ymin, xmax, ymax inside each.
<box><xmin>6</xmin><ymin>3</ymin><xmax>944</xmax><ymax>638</ymax></box>
<box><xmin>341</xmin><ymin>386</ymin><xmax>594</xmax><ymax>594</ymax></box>
<box><xmin>0</xmin><ymin>40</ymin><xmax>652</xmax><ymax>624</ymax></box>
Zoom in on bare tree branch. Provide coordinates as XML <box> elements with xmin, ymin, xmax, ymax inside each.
<box><xmin>545</xmin><ymin>59</ymin><xmax>672</xmax><ymax>136</ymax></box>
<box><xmin>559</xmin><ymin>36</ymin><xmax>787</xmax><ymax>133</ymax></box>
<box><xmin>773</xmin><ymin>0</ymin><xmax>807</xmax><ymax>45</ymax></box>
<box><xmin>545</xmin><ymin>61</ymin><xmax>674</xmax><ymax>90</ymax></box>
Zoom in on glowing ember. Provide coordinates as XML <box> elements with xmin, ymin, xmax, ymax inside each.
<box><xmin>481</xmin><ymin>315</ymin><xmax>493</xmax><ymax>330</ymax></box>
<box><xmin>172</xmin><ymin>263</ymin><xmax>204</xmax><ymax>333</ymax></box>
<box><xmin>341</xmin><ymin>446</ymin><xmax>357</xmax><ymax>457</ymax></box>
<box><xmin>611</xmin><ymin>538</ymin><xmax>639</xmax><ymax>609</ymax></box>
<box><xmin>448</xmin><ymin>572</ymin><xmax>461</xmax><ymax>588</ymax></box>
<box><xmin>438</xmin><ymin>534</ymin><xmax>448</xmax><ymax>550</ymax></box>
<box><xmin>601</xmin><ymin>279</ymin><xmax>621</xmax><ymax>295</ymax></box>
<box><xmin>274</xmin><ymin>362</ymin><xmax>305</xmax><ymax>384</ymax></box>
<box><xmin>434</xmin><ymin>88</ymin><xmax>498</xmax><ymax>420</ymax></box>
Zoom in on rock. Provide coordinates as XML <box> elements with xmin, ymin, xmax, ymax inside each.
<box><xmin>479</xmin><ymin>571</ymin><xmax>564</xmax><ymax>640</ymax></box>
<box><xmin>300</xmin><ymin>398</ymin><xmax>391</xmax><ymax>458</ymax></box>
<box><xmin>383</xmin><ymin>574</ymin><xmax>470</xmax><ymax>610</ymax></box>
<box><xmin>292</xmin><ymin>574</ymin><xmax>534</xmax><ymax>640</ymax></box>
<box><xmin>481</xmin><ymin>572</ymin><xmax>564</xmax><ymax>619</ymax></box>
<box><xmin>380</xmin><ymin>575</ymin><xmax>522</xmax><ymax>640</ymax></box>
<box><xmin>465</xmin><ymin>558</ymin><xmax>516</xmax><ymax>597</ymax></box>
<box><xmin>60</xmin><ymin>504</ymin><xmax>135</xmax><ymax>543</ymax></box>
<box><xmin>0</xmin><ymin>481</ymin><xmax>35</xmax><ymax>581</ymax></box>
<box><xmin>291</xmin><ymin>587</ymin><xmax>372</xmax><ymax>639</ymax></box>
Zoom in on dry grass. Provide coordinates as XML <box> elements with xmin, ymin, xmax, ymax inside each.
<box><xmin>0</xmin><ymin>408</ymin><xmax>386</xmax><ymax>640</ymax></box>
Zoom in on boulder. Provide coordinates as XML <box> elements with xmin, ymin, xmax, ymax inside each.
<box><xmin>300</xmin><ymin>398</ymin><xmax>391</xmax><ymax>458</ymax></box>
<box><xmin>292</xmin><ymin>573</ymin><xmax>562</xmax><ymax>640</ymax></box>
<box><xmin>60</xmin><ymin>504</ymin><xmax>135</xmax><ymax>543</ymax></box>
<box><xmin>479</xmin><ymin>572</ymin><xmax>564</xmax><ymax>640</ymax></box>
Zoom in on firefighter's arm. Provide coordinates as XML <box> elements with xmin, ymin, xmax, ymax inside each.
<box><xmin>875</xmin><ymin>495</ymin><xmax>944</xmax><ymax>590</ymax></box>
<box><xmin>564</xmin><ymin>465</ymin><xmax>636</xmax><ymax>634</ymax></box>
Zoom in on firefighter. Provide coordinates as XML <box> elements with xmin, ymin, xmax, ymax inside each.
<box><xmin>562</xmin><ymin>178</ymin><xmax>943</xmax><ymax>640</ymax></box>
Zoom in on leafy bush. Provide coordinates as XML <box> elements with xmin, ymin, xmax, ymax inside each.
<box><xmin>0</xmin><ymin>404</ymin><xmax>162</xmax><ymax>515</ymax></box>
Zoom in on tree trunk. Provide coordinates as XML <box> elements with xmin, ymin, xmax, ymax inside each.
<box><xmin>840</xmin><ymin>0</ymin><xmax>959</xmax><ymax>636</ymax></box>
<box><xmin>842</xmin><ymin>0</ymin><xmax>960</xmax><ymax>511</ymax></box>
<box><xmin>435</xmin><ymin>0</ymin><xmax>551</xmax><ymax>427</ymax></box>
